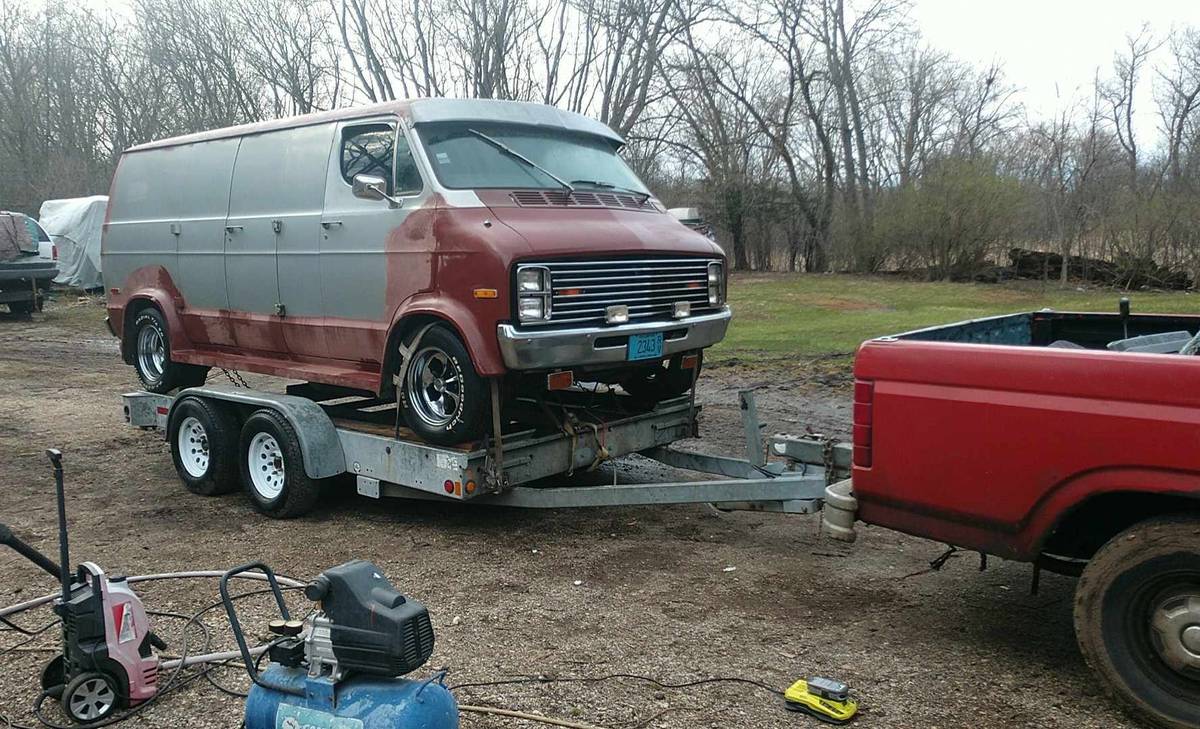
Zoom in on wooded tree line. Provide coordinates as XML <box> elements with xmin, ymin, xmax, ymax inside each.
<box><xmin>1</xmin><ymin>0</ymin><xmax>1198</xmax><ymax>282</ymax></box>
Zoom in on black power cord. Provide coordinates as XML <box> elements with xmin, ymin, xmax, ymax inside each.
<box><xmin>450</xmin><ymin>672</ymin><xmax>785</xmax><ymax>697</ymax></box>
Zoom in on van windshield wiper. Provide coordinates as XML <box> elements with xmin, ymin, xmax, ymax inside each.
<box><xmin>569</xmin><ymin>179</ymin><xmax>651</xmax><ymax>203</ymax></box>
<box><xmin>467</xmin><ymin>129</ymin><xmax>574</xmax><ymax>192</ymax></box>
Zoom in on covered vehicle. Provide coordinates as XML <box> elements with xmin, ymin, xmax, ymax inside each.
<box><xmin>0</xmin><ymin>211</ymin><xmax>57</xmax><ymax>314</ymax></box>
<box><xmin>38</xmin><ymin>196</ymin><xmax>106</xmax><ymax>290</ymax></box>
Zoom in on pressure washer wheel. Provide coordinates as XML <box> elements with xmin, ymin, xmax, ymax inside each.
<box><xmin>62</xmin><ymin>672</ymin><xmax>119</xmax><ymax>723</ymax></box>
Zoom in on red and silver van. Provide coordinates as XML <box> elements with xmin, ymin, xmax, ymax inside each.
<box><xmin>103</xmin><ymin>99</ymin><xmax>729</xmax><ymax>444</ymax></box>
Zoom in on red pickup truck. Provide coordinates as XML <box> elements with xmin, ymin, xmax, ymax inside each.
<box><xmin>826</xmin><ymin>309</ymin><xmax>1200</xmax><ymax>729</ymax></box>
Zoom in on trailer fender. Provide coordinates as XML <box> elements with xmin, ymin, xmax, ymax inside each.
<box><xmin>173</xmin><ymin>387</ymin><xmax>346</xmax><ymax>480</ymax></box>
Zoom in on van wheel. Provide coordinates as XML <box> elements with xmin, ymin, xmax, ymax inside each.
<box><xmin>168</xmin><ymin>396</ymin><xmax>239</xmax><ymax>496</ymax></box>
<box><xmin>239</xmin><ymin>409</ymin><xmax>320</xmax><ymax>518</ymax></box>
<box><xmin>130</xmin><ymin>307</ymin><xmax>208</xmax><ymax>393</ymax></box>
<box><xmin>402</xmin><ymin>326</ymin><xmax>488</xmax><ymax>445</ymax></box>
<box><xmin>1074</xmin><ymin>516</ymin><xmax>1200</xmax><ymax>729</ymax></box>
<box><xmin>621</xmin><ymin>352</ymin><xmax>700</xmax><ymax>403</ymax></box>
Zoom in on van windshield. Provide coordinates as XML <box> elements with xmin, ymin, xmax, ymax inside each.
<box><xmin>417</xmin><ymin>122</ymin><xmax>648</xmax><ymax>193</ymax></box>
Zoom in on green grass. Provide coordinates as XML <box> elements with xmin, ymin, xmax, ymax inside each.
<box><xmin>709</xmin><ymin>273</ymin><xmax>1199</xmax><ymax>370</ymax></box>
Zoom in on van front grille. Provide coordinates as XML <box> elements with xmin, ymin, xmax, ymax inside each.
<box><xmin>531</xmin><ymin>257</ymin><xmax>719</xmax><ymax>327</ymax></box>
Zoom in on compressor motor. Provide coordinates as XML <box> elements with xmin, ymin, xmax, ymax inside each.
<box><xmin>222</xmin><ymin>560</ymin><xmax>458</xmax><ymax>729</ymax></box>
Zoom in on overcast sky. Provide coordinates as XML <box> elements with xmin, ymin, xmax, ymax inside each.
<box><xmin>912</xmin><ymin>0</ymin><xmax>1196</xmax><ymax>143</ymax></box>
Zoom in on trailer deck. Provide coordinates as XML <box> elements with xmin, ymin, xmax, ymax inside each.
<box><xmin>123</xmin><ymin>385</ymin><xmax>847</xmax><ymax>516</ymax></box>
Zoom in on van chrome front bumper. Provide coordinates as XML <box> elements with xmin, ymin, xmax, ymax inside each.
<box><xmin>496</xmin><ymin>306</ymin><xmax>732</xmax><ymax>370</ymax></box>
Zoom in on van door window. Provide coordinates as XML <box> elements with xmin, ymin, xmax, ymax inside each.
<box><xmin>394</xmin><ymin>132</ymin><xmax>423</xmax><ymax>196</ymax></box>
<box><xmin>341</xmin><ymin>124</ymin><xmax>396</xmax><ymax>193</ymax></box>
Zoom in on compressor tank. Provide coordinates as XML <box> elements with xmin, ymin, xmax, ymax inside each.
<box><xmin>244</xmin><ymin>664</ymin><xmax>459</xmax><ymax>729</ymax></box>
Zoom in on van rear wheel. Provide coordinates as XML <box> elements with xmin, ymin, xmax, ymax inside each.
<box><xmin>130</xmin><ymin>307</ymin><xmax>208</xmax><ymax>393</ymax></box>
<box><xmin>1074</xmin><ymin>516</ymin><xmax>1200</xmax><ymax>729</ymax></box>
<box><xmin>402</xmin><ymin>326</ymin><xmax>488</xmax><ymax>446</ymax></box>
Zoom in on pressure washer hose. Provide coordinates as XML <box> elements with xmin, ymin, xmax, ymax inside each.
<box><xmin>0</xmin><ymin>570</ymin><xmax>307</xmax><ymax>620</ymax></box>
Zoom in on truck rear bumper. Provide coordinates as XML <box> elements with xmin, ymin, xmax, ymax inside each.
<box><xmin>0</xmin><ymin>263</ymin><xmax>57</xmax><ymax>283</ymax></box>
<box><xmin>496</xmin><ymin>306</ymin><xmax>732</xmax><ymax>370</ymax></box>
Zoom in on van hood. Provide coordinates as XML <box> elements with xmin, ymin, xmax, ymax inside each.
<box><xmin>473</xmin><ymin>190</ymin><xmax>724</xmax><ymax>261</ymax></box>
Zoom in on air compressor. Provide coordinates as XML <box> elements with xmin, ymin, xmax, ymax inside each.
<box><xmin>221</xmin><ymin>560</ymin><xmax>459</xmax><ymax>729</ymax></box>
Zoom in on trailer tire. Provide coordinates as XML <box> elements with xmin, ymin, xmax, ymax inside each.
<box><xmin>130</xmin><ymin>307</ymin><xmax>209</xmax><ymax>393</ymax></box>
<box><xmin>1074</xmin><ymin>515</ymin><xmax>1200</xmax><ymax>729</ymax></box>
<box><xmin>168</xmin><ymin>396</ymin><xmax>239</xmax><ymax>496</ymax></box>
<box><xmin>239</xmin><ymin>409</ymin><xmax>321</xmax><ymax>519</ymax></box>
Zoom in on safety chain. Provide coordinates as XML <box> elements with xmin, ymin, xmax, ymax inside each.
<box><xmin>220</xmin><ymin>368</ymin><xmax>250</xmax><ymax>388</ymax></box>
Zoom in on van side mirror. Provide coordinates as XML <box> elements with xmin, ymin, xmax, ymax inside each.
<box><xmin>352</xmin><ymin>174</ymin><xmax>400</xmax><ymax>206</ymax></box>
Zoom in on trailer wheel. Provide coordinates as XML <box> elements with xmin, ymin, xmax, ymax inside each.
<box><xmin>621</xmin><ymin>352</ymin><xmax>701</xmax><ymax>403</ymax></box>
<box><xmin>239</xmin><ymin>409</ymin><xmax>320</xmax><ymax>518</ymax></box>
<box><xmin>130</xmin><ymin>307</ymin><xmax>208</xmax><ymax>393</ymax></box>
<box><xmin>62</xmin><ymin>672</ymin><xmax>119</xmax><ymax>723</ymax></box>
<box><xmin>168</xmin><ymin>396</ymin><xmax>239</xmax><ymax>496</ymax></box>
<box><xmin>1074</xmin><ymin>515</ymin><xmax>1200</xmax><ymax>729</ymax></box>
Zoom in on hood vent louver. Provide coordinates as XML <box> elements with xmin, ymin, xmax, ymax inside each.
<box><xmin>510</xmin><ymin>190</ymin><xmax>652</xmax><ymax>210</ymax></box>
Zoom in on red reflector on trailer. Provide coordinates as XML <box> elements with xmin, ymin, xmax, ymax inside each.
<box><xmin>443</xmin><ymin>480</ymin><xmax>454</xmax><ymax>494</ymax></box>
<box><xmin>156</xmin><ymin>406</ymin><xmax>169</xmax><ymax>415</ymax></box>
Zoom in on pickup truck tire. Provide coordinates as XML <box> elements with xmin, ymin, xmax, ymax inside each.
<box><xmin>621</xmin><ymin>352</ymin><xmax>700</xmax><ymax>403</ymax></box>
<box><xmin>401</xmin><ymin>325</ymin><xmax>488</xmax><ymax>446</ymax></box>
<box><xmin>168</xmin><ymin>396</ymin><xmax>239</xmax><ymax>496</ymax></box>
<box><xmin>1074</xmin><ymin>516</ymin><xmax>1200</xmax><ymax>729</ymax></box>
<box><xmin>239</xmin><ymin>409</ymin><xmax>321</xmax><ymax>519</ymax></box>
<box><xmin>131</xmin><ymin>308</ymin><xmax>209</xmax><ymax>393</ymax></box>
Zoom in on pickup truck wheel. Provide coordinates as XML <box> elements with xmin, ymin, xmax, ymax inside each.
<box><xmin>239</xmin><ymin>409</ymin><xmax>321</xmax><ymax>519</ymax></box>
<box><xmin>131</xmin><ymin>307</ymin><xmax>209</xmax><ymax>393</ymax></box>
<box><xmin>1074</xmin><ymin>516</ymin><xmax>1200</xmax><ymax>729</ymax></box>
<box><xmin>168</xmin><ymin>397</ymin><xmax>239</xmax><ymax>496</ymax></box>
<box><xmin>402</xmin><ymin>326</ymin><xmax>487</xmax><ymax>445</ymax></box>
<box><xmin>621</xmin><ymin>352</ymin><xmax>701</xmax><ymax>403</ymax></box>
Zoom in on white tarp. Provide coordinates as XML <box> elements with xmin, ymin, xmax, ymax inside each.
<box><xmin>37</xmin><ymin>196</ymin><xmax>108</xmax><ymax>290</ymax></box>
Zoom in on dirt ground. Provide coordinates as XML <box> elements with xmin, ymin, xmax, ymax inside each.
<box><xmin>0</xmin><ymin>297</ymin><xmax>1136</xmax><ymax>728</ymax></box>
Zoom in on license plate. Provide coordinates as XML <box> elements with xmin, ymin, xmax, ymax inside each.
<box><xmin>627</xmin><ymin>332</ymin><xmax>664</xmax><ymax>361</ymax></box>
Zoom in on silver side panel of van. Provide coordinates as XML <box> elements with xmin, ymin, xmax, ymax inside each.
<box><xmin>106</xmin><ymin>139</ymin><xmax>239</xmax><ymax>324</ymax></box>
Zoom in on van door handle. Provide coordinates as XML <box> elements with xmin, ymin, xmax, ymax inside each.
<box><xmin>225</xmin><ymin>225</ymin><xmax>244</xmax><ymax>233</ymax></box>
<box><xmin>320</xmin><ymin>220</ymin><xmax>343</xmax><ymax>229</ymax></box>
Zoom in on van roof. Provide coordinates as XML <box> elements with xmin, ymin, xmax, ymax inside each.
<box><xmin>125</xmin><ymin>98</ymin><xmax>624</xmax><ymax>153</ymax></box>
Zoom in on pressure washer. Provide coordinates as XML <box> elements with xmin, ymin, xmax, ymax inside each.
<box><xmin>0</xmin><ymin>450</ymin><xmax>161</xmax><ymax>723</ymax></box>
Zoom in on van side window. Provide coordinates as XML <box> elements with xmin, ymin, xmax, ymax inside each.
<box><xmin>394</xmin><ymin>132</ymin><xmax>423</xmax><ymax>196</ymax></box>
<box><xmin>341</xmin><ymin>124</ymin><xmax>395</xmax><ymax>192</ymax></box>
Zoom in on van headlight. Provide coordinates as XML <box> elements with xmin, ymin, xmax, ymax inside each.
<box><xmin>516</xmin><ymin>265</ymin><xmax>551</xmax><ymax>323</ymax></box>
<box><xmin>707</xmin><ymin>261</ymin><xmax>725</xmax><ymax>306</ymax></box>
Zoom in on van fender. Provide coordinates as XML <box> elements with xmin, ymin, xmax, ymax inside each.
<box><xmin>386</xmin><ymin>293</ymin><xmax>507</xmax><ymax>379</ymax></box>
<box><xmin>1019</xmin><ymin>467</ymin><xmax>1200</xmax><ymax>555</ymax></box>
<box><xmin>172</xmin><ymin>387</ymin><xmax>346</xmax><ymax>480</ymax></box>
<box><xmin>115</xmin><ymin>266</ymin><xmax>192</xmax><ymax>361</ymax></box>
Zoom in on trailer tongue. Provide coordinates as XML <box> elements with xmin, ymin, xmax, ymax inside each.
<box><xmin>123</xmin><ymin>386</ymin><xmax>846</xmax><ymax>517</ymax></box>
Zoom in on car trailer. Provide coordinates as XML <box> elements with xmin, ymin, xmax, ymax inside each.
<box><xmin>122</xmin><ymin>384</ymin><xmax>850</xmax><ymax>518</ymax></box>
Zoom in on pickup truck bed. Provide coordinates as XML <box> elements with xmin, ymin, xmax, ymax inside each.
<box><xmin>840</xmin><ymin>309</ymin><xmax>1200</xmax><ymax>729</ymax></box>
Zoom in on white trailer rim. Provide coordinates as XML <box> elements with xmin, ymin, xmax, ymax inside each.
<box><xmin>249</xmin><ymin>432</ymin><xmax>285</xmax><ymax>500</ymax></box>
<box><xmin>177</xmin><ymin>416</ymin><xmax>210</xmax><ymax>478</ymax></box>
